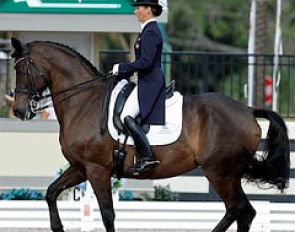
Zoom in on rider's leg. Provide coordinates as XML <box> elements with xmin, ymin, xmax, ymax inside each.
<box><xmin>124</xmin><ymin>116</ymin><xmax>159</xmax><ymax>173</ymax></box>
<box><xmin>120</xmin><ymin>86</ymin><xmax>159</xmax><ymax>173</ymax></box>
<box><xmin>120</xmin><ymin>85</ymin><xmax>140</xmax><ymax>121</ymax></box>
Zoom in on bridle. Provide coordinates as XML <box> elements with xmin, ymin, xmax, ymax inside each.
<box><xmin>14</xmin><ymin>53</ymin><xmax>113</xmax><ymax>114</ymax></box>
<box><xmin>14</xmin><ymin>55</ymin><xmax>46</xmax><ymax>113</ymax></box>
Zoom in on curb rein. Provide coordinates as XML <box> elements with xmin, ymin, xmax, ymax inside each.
<box><xmin>14</xmin><ymin>54</ymin><xmax>113</xmax><ymax>115</ymax></box>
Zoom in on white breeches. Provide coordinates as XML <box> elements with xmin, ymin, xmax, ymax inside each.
<box><xmin>120</xmin><ymin>85</ymin><xmax>140</xmax><ymax>122</ymax></box>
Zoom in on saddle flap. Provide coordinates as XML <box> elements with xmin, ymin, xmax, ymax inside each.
<box><xmin>113</xmin><ymin>82</ymin><xmax>136</xmax><ymax>134</ymax></box>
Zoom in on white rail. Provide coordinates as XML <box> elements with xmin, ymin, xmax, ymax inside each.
<box><xmin>0</xmin><ymin>200</ymin><xmax>295</xmax><ymax>231</ymax></box>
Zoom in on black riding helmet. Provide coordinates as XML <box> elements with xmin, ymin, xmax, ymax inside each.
<box><xmin>132</xmin><ymin>0</ymin><xmax>163</xmax><ymax>17</ymax></box>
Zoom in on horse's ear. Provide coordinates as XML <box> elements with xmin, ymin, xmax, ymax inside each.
<box><xmin>11</xmin><ymin>37</ymin><xmax>25</xmax><ymax>58</ymax></box>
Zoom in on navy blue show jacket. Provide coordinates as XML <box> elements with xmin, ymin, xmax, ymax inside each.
<box><xmin>118</xmin><ymin>21</ymin><xmax>165</xmax><ymax>125</ymax></box>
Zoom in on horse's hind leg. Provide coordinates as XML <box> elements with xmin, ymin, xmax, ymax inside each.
<box><xmin>46</xmin><ymin>166</ymin><xmax>86</xmax><ymax>232</ymax></box>
<box><xmin>236</xmin><ymin>200</ymin><xmax>256</xmax><ymax>232</ymax></box>
<box><xmin>205</xmin><ymin>174</ymin><xmax>256</xmax><ymax>232</ymax></box>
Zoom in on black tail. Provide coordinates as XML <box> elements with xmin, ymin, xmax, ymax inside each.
<box><xmin>246</xmin><ymin>109</ymin><xmax>290</xmax><ymax>191</ymax></box>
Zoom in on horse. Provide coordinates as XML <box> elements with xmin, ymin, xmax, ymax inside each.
<box><xmin>10</xmin><ymin>37</ymin><xmax>290</xmax><ymax>232</ymax></box>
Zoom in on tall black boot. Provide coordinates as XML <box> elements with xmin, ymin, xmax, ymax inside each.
<box><xmin>124</xmin><ymin>116</ymin><xmax>160</xmax><ymax>173</ymax></box>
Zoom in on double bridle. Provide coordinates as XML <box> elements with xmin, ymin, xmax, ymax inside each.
<box><xmin>14</xmin><ymin>55</ymin><xmax>46</xmax><ymax>113</ymax></box>
<box><xmin>14</xmin><ymin>54</ymin><xmax>112</xmax><ymax>114</ymax></box>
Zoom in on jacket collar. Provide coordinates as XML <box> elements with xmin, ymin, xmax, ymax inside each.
<box><xmin>140</xmin><ymin>18</ymin><xmax>156</xmax><ymax>33</ymax></box>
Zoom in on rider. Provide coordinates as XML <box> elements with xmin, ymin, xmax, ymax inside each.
<box><xmin>112</xmin><ymin>0</ymin><xmax>165</xmax><ymax>174</ymax></box>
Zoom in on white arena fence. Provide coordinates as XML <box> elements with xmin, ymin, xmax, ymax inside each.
<box><xmin>0</xmin><ymin>200</ymin><xmax>295</xmax><ymax>232</ymax></box>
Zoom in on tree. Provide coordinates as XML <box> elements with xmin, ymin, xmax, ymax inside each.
<box><xmin>166</xmin><ymin>0</ymin><xmax>295</xmax><ymax>54</ymax></box>
<box><xmin>167</xmin><ymin>0</ymin><xmax>249</xmax><ymax>52</ymax></box>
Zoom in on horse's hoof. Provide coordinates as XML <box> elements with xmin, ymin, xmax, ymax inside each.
<box><xmin>52</xmin><ymin>226</ymin><xmax>65</xmax><ymax>232</ymax></box>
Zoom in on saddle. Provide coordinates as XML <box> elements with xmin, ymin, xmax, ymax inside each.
<box><xmin>113</xmin><ymin>80</ymin><xmax>176</xmax><ymax>135</ymax></box>
<box><xmin>111</xmin><ymin>80</ymin><xmax>177</xmax><ymax>178</ymax></box>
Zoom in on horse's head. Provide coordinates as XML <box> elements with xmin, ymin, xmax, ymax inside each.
<box><xmin>11</xmin><ymin>37</ymin><xmax>49</xmax><ymax>120</ymax></box>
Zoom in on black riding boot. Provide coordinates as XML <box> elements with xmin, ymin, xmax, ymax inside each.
<box><xmin>124</xmin><ymin>116</ymin><xmax>159</xmax><ymax>174</ymax></box>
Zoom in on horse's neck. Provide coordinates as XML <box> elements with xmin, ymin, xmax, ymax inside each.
<box><xmin>35</xmin><ymin>46</ymin><xmax>105</xmax><ymax>131</ymax></box>
<box><xmin>49</xmin><ymin>72</ymin><xmax>105</xmax><ymax>129</ymax></box>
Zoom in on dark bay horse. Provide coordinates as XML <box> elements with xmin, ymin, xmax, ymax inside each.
<box><xmin>11</xmin><ymin>37</ymin><xmax>290</xmax><ymax>232</ymax></box>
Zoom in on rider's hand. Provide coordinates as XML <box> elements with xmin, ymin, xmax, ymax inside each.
<box><xmin>112</xmin><ymin>64</ymin><xmax>119</xmax><ymax>76</ymax></box>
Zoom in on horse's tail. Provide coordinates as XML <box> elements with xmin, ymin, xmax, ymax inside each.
<box><xmin>245</xmin><ymin>108</ymin><xmax>290</xmax><ymax>191</ymax></box>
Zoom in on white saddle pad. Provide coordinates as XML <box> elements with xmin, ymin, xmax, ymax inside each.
<box><xmin>107</xmin><ymin>79</ymin><xmax>183</xmax><ymax>146</ymax></box>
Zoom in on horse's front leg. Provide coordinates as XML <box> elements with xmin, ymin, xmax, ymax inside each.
<box><xmin>46</xmin><ymin>166</ymin><xmax>86</xmax><ymax>232</ymax></box>
<box><xmin>87</xmin><ymin>165</ymin><xmax>115</xmax><ymax>232</ymax></box>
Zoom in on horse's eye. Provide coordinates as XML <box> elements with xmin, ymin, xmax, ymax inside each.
<box><xmin>15</xmin><ymin>67</ymin><xmax>26</xmax><ymax>75</ymax></box>
<box><xmin>15</xmin><ymin>70</ymin><xmax>22</xmax><ymax>75</ymax></box>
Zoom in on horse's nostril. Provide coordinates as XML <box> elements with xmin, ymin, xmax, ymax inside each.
<box><xmin>14</xmin><ymin>106</ymin><xmax>26</xmax><ymax>120</ymax></box>
<box><xmin>14</xmin><ymin>109</ymin><xmax>22</xmax><ymax>119</ymax></box>
<box><xmin>14</xmin><ymin>104</ymin><xmax>36</xmax><ymax>120</ymax></box>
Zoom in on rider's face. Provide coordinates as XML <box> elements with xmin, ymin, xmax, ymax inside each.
<box><xmin>134</xmin><ymin>6</ymin><xmax>152</xmax><ymax>23</ymax></box>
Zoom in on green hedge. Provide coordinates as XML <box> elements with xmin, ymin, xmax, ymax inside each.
<box><xmin>0</xmin><ymin>188</ymin><xmax>45</xmax><ymax>200</ymax></box>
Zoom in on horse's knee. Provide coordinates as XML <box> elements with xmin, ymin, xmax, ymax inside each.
<box><xmin>101</xmin><ymin>209</ymin><xmax>115</xmax><ymax>229</ymax></box>
<box><xmin>45</xmin><ymin>182</ymin><xmax>59</xmax><ymax>204</ymax></box>
<box><xmin>45</xmin><ymin>185</ymin><xmax>54</xmax><ymax>203</ymax></box>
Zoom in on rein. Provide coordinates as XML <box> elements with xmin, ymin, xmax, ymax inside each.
<box><xmin>37</xmin><ymin>74</ymin><xmax>110</xmax><ymax>112</ymax></box>
<box><xmin>14</xmin><ymin>55</ymin><xmax>113</xmax><ymax>113</ymax></box>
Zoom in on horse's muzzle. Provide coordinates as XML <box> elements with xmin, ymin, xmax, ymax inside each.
<box><xmin>14</xmin><ymin>104</ymin><xmax>36</xmax><ymax>120</ymax></box>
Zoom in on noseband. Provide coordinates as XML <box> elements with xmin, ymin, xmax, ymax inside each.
<box><xmin>14</xmin><ymin>55</ymin><xmax>46</xmax><ymax>113</ymax></box>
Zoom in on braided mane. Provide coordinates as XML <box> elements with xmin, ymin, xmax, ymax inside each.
<box><xmin>31</xmin><ymin>41</ymin><xmax>102</xmax><ymax>76</ymax></box>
